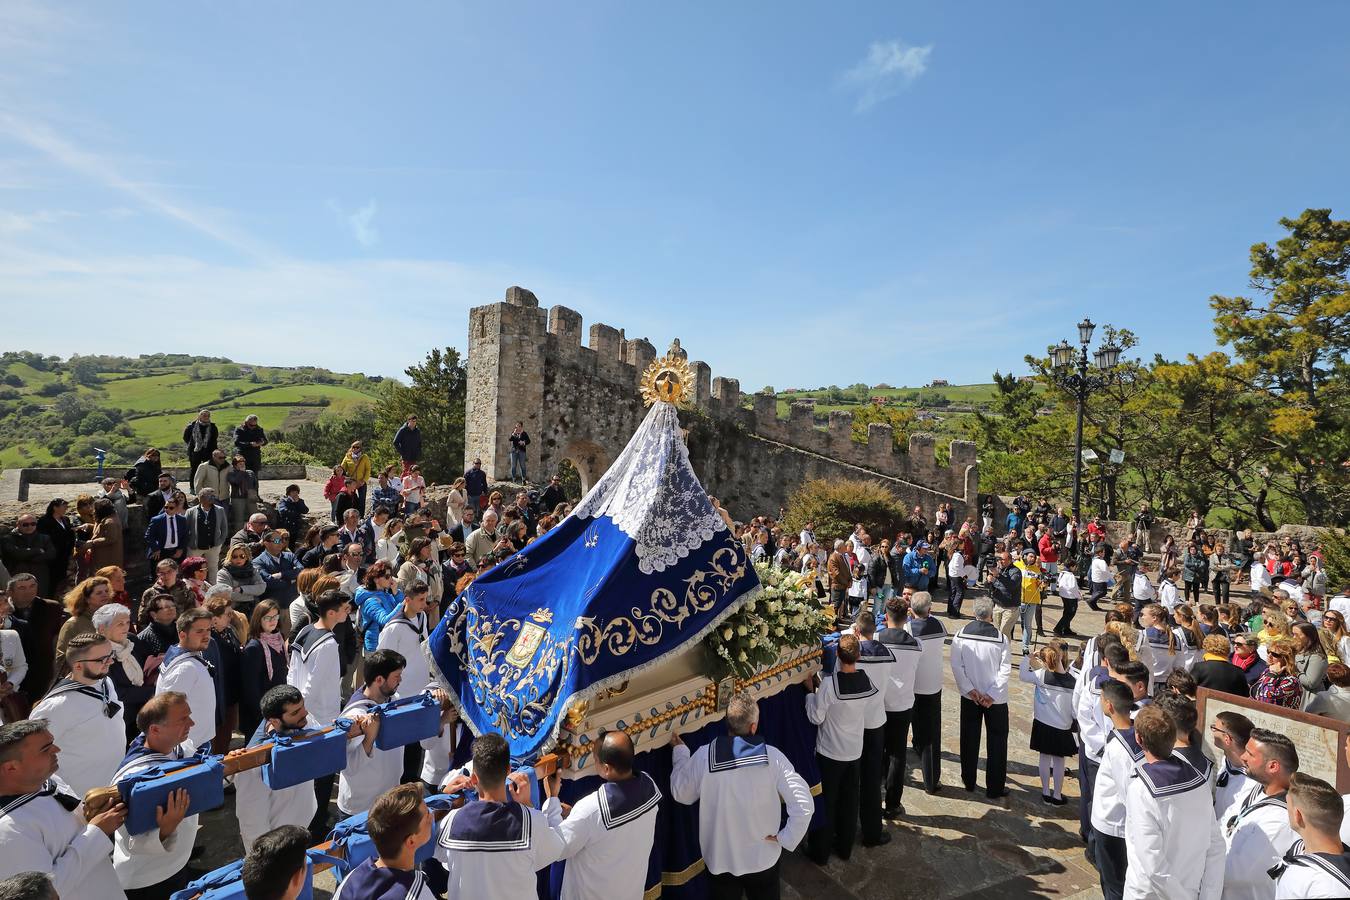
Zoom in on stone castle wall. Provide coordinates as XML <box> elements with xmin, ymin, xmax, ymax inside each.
<box><xmin>464</xmin><ymin>287</ymin><xmax>979</xmax><ymax>521</ymax></box>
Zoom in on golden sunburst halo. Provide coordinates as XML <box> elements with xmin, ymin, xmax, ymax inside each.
<box><xmin>640</xmin><ymin>351</ymin><xmax>695</xmax><ymax>407</ymax></box>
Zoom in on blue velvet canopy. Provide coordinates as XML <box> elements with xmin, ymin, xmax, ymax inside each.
<box><xmin>427</xmin><ymin>402</ymin><xmax>761</xmax><ymax>762</ymax></box>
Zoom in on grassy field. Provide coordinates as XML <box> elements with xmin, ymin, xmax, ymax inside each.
<box><xmin>0</xmin><ymin>356</ymin><xmax>383</xmax><ymax>470</ymax></box>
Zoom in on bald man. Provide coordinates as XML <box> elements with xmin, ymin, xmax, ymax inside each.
<box><xmin>544</xmin><ymin>732</ymin><xmax>660</xmax><ymax>900</ymax></box>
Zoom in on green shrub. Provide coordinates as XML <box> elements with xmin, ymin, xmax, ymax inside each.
<box><xmin>783</xmin><ymin>478</ymin><xmax>908</xmax><ymax>546</ymax></box>
<box><xmin>1321</xmin><ymin>530</ymin><xmax>1350</xmax><ymax>588</ymax></box>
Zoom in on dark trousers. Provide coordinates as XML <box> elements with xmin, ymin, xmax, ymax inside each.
<box><xmin>311</xmin><ymin>772</ymin><xmax>337</xmax><ymax>837</ymax></box>
<box><xmin>125</xmin><ymin>868</ymin><xmax>189</xmax><ymax>900</ymax></box>
<box><xmin>807</xmin><ymin>754</ymin><xmax>860</xmax><ymax>864</ymax></box>
<box><xmin>1078</xmin><ymin>745</ymin><xmax>1100</xmax><ymax>852</ymax></box>
<box><xmin>356</xmin><ymin>484</ymin><xmax>368</xmax><ymax>516</ymax></box>
<box><xmin>858</xmin><ymin>726</ymin><xmax>885</xmax><ymax>842</ymax></box>
<box><xmin>402</xmin><ymin>742</ymin><xmax>424</xmax><ymax>785</ymax></box>
<box><xmin>1054</xmin><ymin>595</ymin><xmax>1079</xmax><ymax>635</ymax></box>
<box><xmin>910</xmin><ymin>691</ymin><xmax>942</xmax><ymax>791</ymax></box>
<box><xmin>708</xmin><ymin>860</ymin><xmax>780</xmax><ymax>900</ymax></box>
<box><xmin>187</xmin><ymin>451</ymin><xmax>212</xmax><ymax>481</ymax></box>
<box><xmin>882</xmin><ymin>708</ymin><xmax>913</xmax><ymax>811</ymax></box>
<box><xmin>1089</xmin><ymin>581</ymin><xmax>1107</xmax><ymax>608</ymax></box>
<box><xmin>1184</xmin><ymin>579</ymin><xmax>1202</xmax><ymax>603</ymax></box>
<box><xmin>946</xmin><ymin>577</ymin><xmax>965</xmax><ymax>616</ymax></box>
<box><xmin>959</xmin><ymin>697</ymin><xmax>1008</xmax><ymax>797</ymax></box>
<box><xmin>1213</xmin><ymin>576</ymin><xmax>1230</xmax><ymax>603</ymax></box>
<box><xmin>1094</xmin><ymin>830</ymin><xmax>1127</xmax><ymax>900</ymax></box>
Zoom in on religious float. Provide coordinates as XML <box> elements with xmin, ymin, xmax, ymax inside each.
<box><xmin>425</xmin><ymin>348</ymin><xmax>832</xmax><ymax>895</ymax></box>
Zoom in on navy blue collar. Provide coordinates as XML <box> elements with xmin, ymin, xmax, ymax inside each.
<box><xmin>598</xmin><ymin>772</ymin><xmax>661</xmax><ymax>830</ymax></box>
<box><xmin>339</xmin><ymin>857</ymin><xmax>428</xmax><ymax>900</ymax></box>
<box><xmin>1042</xmin><ymin>670</ymin><xmax>1076</xmax><ymax>690</ymax></box>
<box><xmin>834</xmin><ymin>670</ymin><xmax>877</xmax><ymax>700</ymax></box>
<box><xmin>1135</xmin><ymin>755</ymin><xmax>1209</xmax><ymax>798</ymax></box>
<box><xmin>858</xmin><ymin>639</ymin><xmax>895</xmax><ymax>663</ymax></box>
<box><xmin>877</xmin><ymin>626</ymin><xmax>920</xmax><ymax>649</ymax></box>
<box><xmin>709</xmin><ymin>735</ymin><xmax>769</xmax><ymax>772</ymax></box>
<box><xmin>958</xmin><ymin>620</ymin><xmax>1004</xmax><ymax>642</ymax></box>
<box><xmin>1111</xmin><ymin>727</ymin><xmax>1143</xmax><ymax>762</ymax></box>
<box><xmin>908</xmin><ymin>617</ymin><xmax>946</xmax><ymax>639</ymax></box>
<box><xmin>441</xmin><ymin>800</ymin><xmax>530</xmax><ymax>851</ymax></box>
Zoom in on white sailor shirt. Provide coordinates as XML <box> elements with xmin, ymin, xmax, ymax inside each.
<box><xmin>420</xmin><ymin>714</ymin><xmax>467</xmax><ymax>789</ymax></box>
<box><xmin>1137</xmin><ymin>626</ymin><xmax>1179</xmax><ymax>688</ymax></box>
<box><xmin>1018</xmin><ymin>658</ymin><xmax>1075</xmax><ymax>731</ymax></box>
<box><xmin>1216</xmin><ymin>761</ymin><xmax>1251</xmax><ymax>819</ymax></box>
<box><xmin>1123</xmin><ymin>755</ymin><xmax>1225</xmax><ymax>900</ymax></box>
<box><xmin>434</xmin><ymin>798</ymin><xmax>565</xmax><ymax>900</ymax></box>
<box><xmin>877</xmin><ymin>626</ymin><xmax>922</xmax><ymax>712</ymax></box>
<box><xmin>111</xmin><ymin>740</ymin><xmax>198</xmax><ymax>890</ymax></box>
<box><xmin>0</xmin><ymin>776</ymin><xmax>124</xmax><ymax>900</ymax></box>
<box><xmin>155</xmin><ymin>651</ymin><xmax>216</xmax><ymax>749</ymax></box>
<box><xmin>856</xmin><ymin>638</ymin><xmax>896</xmax><ymax>729</ymax></box>
<box><xmin>905</xmin><ymin>616</ymin><xmax>948</xmax><ymax>696</ymax></box>
<box><xmin>669</xmin><ymin>734</ymin><xmax>813</xmax><ymax>877</ymax></box>
<box><xmin>287</xmin><ymin>624</ymin><xmax>342</xmax><ymax>725</ymax></box>
<box><xmin>30</xmin><ymin>677</ymin><xmax>127</xmax><ymax>795</ymax></box>
<box><xmin>376</xmin><ymin>611</ymin><xmax>430</xmax><ymax>701</ymax></box>
<box><xmin>234</xmin><ymin>717</ymin><xmax>320</xmax><ymax>849</ymax></box>
<box><xmin>806</xmin><ymin>670</ymin><xmax>876</xmax><ymax>762</ymax></box>
<box><xmin>337</xmin><ymin>695</ymin><xmax>403</xmax><ymax>815</ymax></box>
<box><xmin>1272</xmin><ymin>839</ymin><xmax>1350</xmax><ymax>899</ymax></box>
<box><xmin>1092</xmin><ymin>727</ymin><xmax>1143</xmax><ymax>839</ymax></box>
<box><xmin>1221</xmin><ymin>783</ymin><xmax>1299</xmax><ymax>900</ymax></box>
<box><xmin>950</xmin><ymin>620</ymin><xmax>1011</xmax><ymax>705</ymax></box>
<box><xmin>1074</xmin><ymin>661</ymin><xmax>1111</xmax><ymax>763</ymax></box>
<box><xmin>1173</xmin><ymin>625</ymin><xmax>1202</xmax><ymax>671</ymax></box>
<box><xmin>547</xmin><ymin>772</ymin><xmax>661</xmax><ymax>900</ymax></box>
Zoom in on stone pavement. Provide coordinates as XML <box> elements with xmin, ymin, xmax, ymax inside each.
<box><xmin>185</xmin><ymin>587</ymin><xmax>1111</xmax><ymax>899</ymax></box>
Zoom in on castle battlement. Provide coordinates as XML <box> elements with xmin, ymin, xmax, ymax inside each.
<box><xmin>465</xmin><ymin>287</ymin><xmax>978</xmax><ymax>516</ymax></box>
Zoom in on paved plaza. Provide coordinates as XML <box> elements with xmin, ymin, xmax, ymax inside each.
<box><xmin>181</xmin><ymin>587</ymin><xmax>1110</xmax><ymax>900</ymax></box>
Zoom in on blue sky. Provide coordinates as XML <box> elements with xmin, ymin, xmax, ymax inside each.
<box><xmin>3</xmin><ymin>3</ymin><xmax>1348</xmax><ymax>389</ymax></box>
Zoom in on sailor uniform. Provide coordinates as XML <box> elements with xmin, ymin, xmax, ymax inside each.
<box><xmin>337</xmin><ymin>695</ymin><xmax>403</xmax><ymax>816</ymax></box>
<box><xmin>287</xmin><ymin>624</ymin><xmax>342</xmax><ymax>726</ymax></box>
<box><xmin>1018</xmin><ymin>659</ymin><xmax>1077</xmax><ymax>758</ymax></box>
<box><xmin>376</xmin><ymin>611</ymin><xmax>430</xmax><ymax>702</ymax></box>
<box><xmin>1173</xmin><ymin>625</ymin><xmax>1202</xmax><ymax>671</ymax></box>
<box><xmin>669</xmin><ymin>734</ymin><xmax>813</xmax><ymax>883</ymax></box>
<box><xmin>0</xmin><ymin>776</ymin><xmax>125</xmax><ymax>900</ymax></box>
<box><xmin>905</xmin><ymin>615</ymin><xmax>948</xmax><ymax>791</ymax></box>
<box><xmin>234</xmin><ymin>718</ymin><xmax>320</xmax><ymax>849</ymax></box>
<box><xmin>877</xmin><ymin>625</ymin><xmax>922</xmax><ymax>812</ymax></box>
<box><xmin>1123</xmin><ymin>755</ymin><xmax>1225</xmax><ymax>900</ymax></box>
<box><xmin>1073</xmin><ymin>639</ymin><xmax>1112</xmax><ymax>849</ymax></box>
<box><xmin>420</xmin><ymin>715</ymin><xmax>467</xmax><ymax>790</ymax></box>
<box><xmin>434</xmin><ymin>798</ymin><xmax>565</xmax><ymax>900</ymax></box>
<box><xmin>1176</xmin><ymin>743</ymin><xmax>1215</xmax><ymax>785</ymax></box>
<box><xmin>31</xmin><ymin>676</ymin><xmax>127</xmax><ymax>796</ymax></box>
<box><xmin>0</xmin><ymin>626</ymin><xmax>27</xmax><ymax>692</ymax></box>
<box><xmin>155</xmin><ymin>650</ymin><xmax>216</xmax><ymax>749</ymax></box>
<box><xmin>1137</xmin><ymin>627</ymin><xmax>1179</xmax><ymax>690</ymax></box>
<box><xmin>332</xmin><ymin>857</ymin><xmax>438</xmax><ymax>900</ymax></box>
<box><xmin>950</xmin><ymin>620</ymin><xmax>1011</xmax><ymax>796</ymax></box>
<box><xmin>546</xmin><ymin>772</ymin><xmax>661</xmax><ymax>900</ymax></box>
<box><xmin>1271</xmin><ymin>839</ymin><xmax>1350</xmax><ymax>899</ymax></box>
<box><xmin>1216</xmin><ymin>761</ymin><xmax>1251</xmax><ymax>819</ymax></box>
<box><xmin>856</xmin><ymin>637</ymin><xmax>894</xmax><ymax>842</ymax></box>
<box><xmin>1093</xmin><ymin>727</ymin><xmax>1143</xmax><ymax>900</ymax></box>
<box><xmin>805</xmin><ymin>670</ymin><xmax>875</xmax><ymax>863</ymax></box>
<box><xmin>111</xmin><ymin>739</ymin><xmax>198</xmax><ymax>893</ymax></box>
<box><xmin>1221</xmin><ymin>783</ymin><xmax>1299</xmax><ymax>900</ymax></box>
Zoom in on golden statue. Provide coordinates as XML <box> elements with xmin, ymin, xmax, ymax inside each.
<box><xmin>640</xmin><ymin>348</ymin><xmax>695</xmax><ymax>407</ymax></box>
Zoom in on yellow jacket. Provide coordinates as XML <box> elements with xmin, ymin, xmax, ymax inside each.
<box><xmin>1014</xmin><ymin>560</ymin><xmax>1043</xmax><ymax>605</ymax></box>
<box><xmin>342</xmin><ymin>452</ymin><xmax>372</xmax><ymax>486</ymax></box>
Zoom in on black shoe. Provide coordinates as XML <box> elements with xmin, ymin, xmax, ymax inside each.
<box><xmin>883</xmin><ymin>804</ymin><xmax>905</xmax><ymax>819</ymax></box>
<box><xmin>1042</xmin><ymin>793</ymin><xmax>1055</xmax><ymax>805</ymax></box>
<box><xmin>1049</xmin><ymin>795</ymin><xmax>1067</xmax><ymax>806</ymax></box>
<box><xmin>925</xmin><ymin>785</ymin><xmax>942</xmax><ymax>796</ymax></box>
<box><xmin>862</xmin><ymin>832</ymin><xmax>893</xmax><ymax>847</ymax></box>
<box><xmin>963</xmin><ymin>784</ymin><xmax>977</xmax><ymax>793</ymax></box>
<box><xmin>987</xmin><ymin>789</ymin><xmax>1010</xmax><ymax>799</ymax></box>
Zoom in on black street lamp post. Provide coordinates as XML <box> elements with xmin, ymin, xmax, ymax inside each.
<box><xmin>1050</xmin><ymin>319</ymin><xmax>1121</xmax><ymax>521</ymax></box>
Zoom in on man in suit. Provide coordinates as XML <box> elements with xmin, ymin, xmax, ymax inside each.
<box><xmin>185</xmin><ymin>488</ymin><xmax>230</xmax><ymax>582</ymax></box>
<box><xmin>142</xmin><ymin>473</ymin><xmax>176</xmax><ymax>520</ymax></box>
<box><xmin>144</xmin><ymin>493</ymin><xmax>188</xmax><ymax>565</ymax></box>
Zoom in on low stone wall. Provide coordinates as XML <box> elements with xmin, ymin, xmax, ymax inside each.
<box><xmin>5</xmin><ymin>465</ymin><xmax>316</xmax><ymax>501</ymax></box>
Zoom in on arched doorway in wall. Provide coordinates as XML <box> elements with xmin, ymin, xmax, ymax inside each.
<box><xmin>560</xmin><ymin>438</ymin><xmax>611</xmax><ymax>500</ymax></box>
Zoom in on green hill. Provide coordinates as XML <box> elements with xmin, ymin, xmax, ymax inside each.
<box><xmin>0</xmin><ymin>352</ymin><xmax>386</xmax><ymax>470</ymax></box>
<box><xmin>760</xmin><ymin>381</ymin><xmax>1034</xmax><ymax>441</ymax></box>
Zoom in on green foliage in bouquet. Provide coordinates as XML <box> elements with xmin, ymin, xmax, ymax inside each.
<box><xmin>782</xmin><ymin>477</ymin><xmax>908</xmax><ymax>546</ymax></box>
<box><xmin>702</xmin><ymin>561</ymin><xmax>833</xmax><ymax>681</ymax></box>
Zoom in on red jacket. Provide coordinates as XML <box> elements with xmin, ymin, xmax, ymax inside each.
<box><xmin>1038</xmin><ymin>533</ymin><xmax>1058</xmax><ymax>564</ymax></box>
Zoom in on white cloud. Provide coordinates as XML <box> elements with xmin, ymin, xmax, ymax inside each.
<box><xmin>839</xmin><ymin>39</ymin><xmax>933</xmax><ymax>113</ymax></box>
<box><xmin>329</xmin><ymin>198</ymin><xmax>379</xmax><ymax>248</ymax></box>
